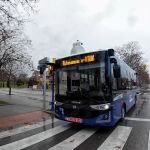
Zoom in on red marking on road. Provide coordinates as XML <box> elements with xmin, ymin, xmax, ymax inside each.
<box><xmin>0</xmin><ymin>111</ymin><xmax>50</xmax><ymax>129</ymax></box>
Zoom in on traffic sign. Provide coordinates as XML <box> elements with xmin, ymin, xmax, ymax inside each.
<box><xmin>39</xmin><ymin>57</ymin><xmax>50</xmax><ymax>65</ymax></box>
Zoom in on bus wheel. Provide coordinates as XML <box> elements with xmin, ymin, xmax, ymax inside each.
<box><xmin>121</xmin><ymin>106</ymin><xmax>125</xmax><ymax>121</ymax></box>
<box><xmin>134</xmin><ymin>96</ymin><xmax>137</xmax><ymax>107</ymax></box>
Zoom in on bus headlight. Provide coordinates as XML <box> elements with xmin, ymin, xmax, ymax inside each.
<box><xmin>90</xmin><ymin>103</ymin><xmax>110</xmax><ymax>110</ymax></box>
<box><xmin>55</xmin><ymin>101</ymin><xmax>63</xmax><ymax>106</ymax></box>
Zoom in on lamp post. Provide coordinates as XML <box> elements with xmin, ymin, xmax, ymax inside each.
<box><xmin>50</xmin><ymin>71</ymin><xmax>55</xmax><ymax>111</ymax></box>
<box><xmin>48</xmin><ymin>65</ymin><xmax>55</xmax><ymax>111</ymax></box>
<box><xmin>43</xmin><ymin>69</ymin><xmax>46</xmax><ymax>110</ymax></box>
<box><xmin>38</xmin><ymin>57</ymin><xmax>56</xmax><ymax>111</ymax></box>
<box><xmin>38</xmin><ymin>57</ymin><xmax>49</xmax><ymax>111</ymax></box>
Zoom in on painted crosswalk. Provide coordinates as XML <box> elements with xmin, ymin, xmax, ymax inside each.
<box><xmin>148</xmin><ymin>131</ymin><xmax>150</xmax><ymax>150</ymax></box>
<box><xmin>0</xmin><ymin>119</ymin><xmax>149</xmax><ymax>150</ymax></box>
<box><xmin>49</xmin><ymin>128</ymin><xmax>98</xmax><ymax>150</ymax></box>
<box><xmin>97</xmin><ymin>126</ymin><xmax>132</xmax><ymax>150</ymax></box>
<box><xmin>0</xmin><ymin>124</ymin><xmax>71</xmax><ymax>150</ymax></box>
<box><xmin>125</xmin><ymin>117</ymin><xmax>150</xmax><ymax>122</ymax></box>
<box><xmin>0</xmin><ymin>118</ymin><xmax>58</xmax><ymax>139</ymax></box>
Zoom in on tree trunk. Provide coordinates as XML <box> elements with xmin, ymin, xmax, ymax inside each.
<box><xmin>2</xmin><ymin>80</ymin><xmax>4</xmax><ymax>87</ymax></box>
<box><xmin>9</xmin><ymin>86</ymin><xmax>11</xmax><ymax>95</ymax></box>
<box><xmin>7</xmin><ymin>79</ymin><xmax>12</xmax><ymax>95</ymax></box>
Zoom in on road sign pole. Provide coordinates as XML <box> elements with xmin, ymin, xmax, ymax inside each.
<box><xmin>43</xmin><ymin>69</ymin><xmax>46</xmax><ymax>110</ymax></box>
<box><xmin>50</xmin><ymin>72</ymin><xmax>55</xmax><ymax>111</ymax></box>
<box><xmin>38</xmin><ymin>57</ymin><xmax>56</xmax><ymax>111</ymax></box>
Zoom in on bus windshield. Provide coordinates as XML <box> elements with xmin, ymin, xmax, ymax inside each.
<box><xmin>55</xmin><ymin>63</ymin><xmax>108</xmax><ymax>104</ymax></box>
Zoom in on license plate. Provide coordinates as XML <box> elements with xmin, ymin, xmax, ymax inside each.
<box><xmin>65</xmin><ymin>117</ymin><xmax>81</xmax><ymax>123</ymax></box>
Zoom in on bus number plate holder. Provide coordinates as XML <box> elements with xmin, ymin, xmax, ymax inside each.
<box><xmin>65</xmin><ymin>117</ymin><xmax>81</xmax><ymax>123</ymax></box>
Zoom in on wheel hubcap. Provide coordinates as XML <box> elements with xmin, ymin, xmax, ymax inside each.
<box><xmin>122</xmin><ymin>108</ymin><xmax>125</xmax><ymax>118</ymax></box>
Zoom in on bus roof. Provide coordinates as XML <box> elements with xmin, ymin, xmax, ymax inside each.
<box><xmin>55</xmin><ymin>49</ymin><xmax>136</xmax><ymax>74</ymax></box>
<box><xmin>56</xmin><ymin>49</ymin><xmax>107</xmax><ymax>61</ymax></box>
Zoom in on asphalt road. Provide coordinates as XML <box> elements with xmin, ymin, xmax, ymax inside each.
<box><xmin>0</xmin><ymin>86</ymin><xmax>150</xmax><ymax>150</ymax></box>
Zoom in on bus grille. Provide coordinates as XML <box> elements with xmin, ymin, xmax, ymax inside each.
<box><xmin>64</xmin><ymin>109</ymin><xmax>106</xmax><ymax>119</ymax></box>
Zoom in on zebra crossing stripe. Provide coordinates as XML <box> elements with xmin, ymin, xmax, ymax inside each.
<box><xmin>0</xmin><ymin>118</ymin><xmax>59</xmax><ymax>139</ymax></box>
<box><xmin>97</xmin><ymin>126</ymin><xmax>132</xmax><ymax>150</ymax></box>
<box><xmin>48</xmin><ymin>127</ymin><xmax>98</xmax><ymax>150</ymax></box>
<box><xmin>125</xmin><ymin>117</ymin><xmax>150</xmax><ymax>122</ymax></box>
<box><xmin>148</xmin><ymin>130</ymin><xmax>150</xmax><ymax>150</ymax></box>
<box><xmin>0</xmin><ymin>124</ymin><xmax>71</xmax><ymax>150</ymax></box>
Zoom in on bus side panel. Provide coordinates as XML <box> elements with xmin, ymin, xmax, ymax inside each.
<box><xmin>112</xmin><ymin>98</ymin><xmax>122</xmax><ymax>124</ymax></box>
<box><xmin>123</xmin><ymin>92</ymin><xmax>131</xmax><ymax>112</ymax></box>
<box><xmin>124</xmin><ymin>91</ymin><xmax>136</xmax><ymax>112</ymax></box>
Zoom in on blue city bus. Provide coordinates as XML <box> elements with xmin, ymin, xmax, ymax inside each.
<box><xmin>54</xmin><ymin>49</ymin><xmax>138</xmax><ymax>126</ymax></box>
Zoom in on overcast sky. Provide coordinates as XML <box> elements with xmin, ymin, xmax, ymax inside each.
<box><xmin>25</xmin><ymin>0</ymin><xmax>150</xmax><ymax>70</ymax></box>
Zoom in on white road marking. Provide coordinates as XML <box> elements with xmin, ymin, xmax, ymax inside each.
<box><xmin>148</xmin><ymin>130</ymin><xmax>150</xmax><ymax>150</ymax></box>
<box><xmin>49</xmin><ymin>128</ymin><xmax>98</xmax><ymax>150</ymax></box>
<box><xmin>0</xmin><ymin>118</ymin><xmax>59</xmax><ymax>139</ymax></box>
<box><xmin>0</xmin><ymin>124</ymin><xmax>71</xmax><ymax>150</ymax></box>
<box><xmin>97</xmin><ymin>126</ymin><xmax>132</xmax><ymax>150</ymax></box>
<box><xmin>125</xmin><ymin>117</ymin><xmax>150</xmax><ymax>122</ymax></box>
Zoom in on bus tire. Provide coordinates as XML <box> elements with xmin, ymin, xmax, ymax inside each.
<box><xmin>134</xmin><ymin>96</ymin><xmax>137</xmax><ymax>107</ymax></box>
<box><xmin>121</xmin><ymin>105</ymin><xmax>125</xmax><ymax>121</ymax></box>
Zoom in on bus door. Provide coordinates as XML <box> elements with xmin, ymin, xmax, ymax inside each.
<box><xmin>111</xmin><ymin>63</ymin><xmax>122</xmax><ymax>122</ymax></box>
<box><xmin>71</xmin><ymin>72</ymin><xmax>80</xmax><ymax>92</ymax></box>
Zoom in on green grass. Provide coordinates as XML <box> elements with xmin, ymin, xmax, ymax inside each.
<box><xmin>15</xmin><ymin>84</ymin><xmax>28</xmax><ymax>89</ymax></box>
<box><xmin>0</xmin><ymin>100</ymin><xmax>10</xmax><ymax>106</ymax></box>
<box><xmin>0</xmin><ymin>81</ymin><xmax>7</xmax><ymax>88</ymax></box>
<box><xmin>0</xmin><ymin>81</ymin><xmax>28</xmax><ymax>89</ymax></box>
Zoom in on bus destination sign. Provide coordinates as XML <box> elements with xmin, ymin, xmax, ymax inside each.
<box><xmin>62</xmin><ymin>55</ymin><xmax>95</xmax><ymax>66</ymax></box>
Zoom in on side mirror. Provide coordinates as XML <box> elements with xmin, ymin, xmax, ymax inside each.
<box><xmin>37</xmin><ymin>64</ymin><xmax>46</xmax><ymax>75</ymax></box>
<box><xmin>113</xmin><ymin>64</ymin><xmax>121</xmax><ymax>78</ymax></box>
<box><xmin>110</xmin><ymin>58</ymin><xmax>117</xmax><ymax>64</ymax></box>
<box><xmin>108</xmin><ymin>49</ymin><xmax>115</xmax><ymax>56</ymax></box>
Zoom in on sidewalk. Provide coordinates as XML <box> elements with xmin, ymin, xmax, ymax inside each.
<box><xmin>0</xmin><ymin>88</ymin><xmax>52</xmax><ymax>129</ymax></box>
<box><xmin>0</xmin><ymin>104</ymin><xmax>41</xmax><ymax>117</ymax></box>
<box><xmin>0</xmin><ymin>88</ymin><xmax>52</xmax><ymax>97</ymax></box>
<box><xmin>0</xmin><ymin>88</ymin><xmax>51</xmax><ymax>109</ymax></box>
<box><xmin>0</xmin><ymin>111</ymin><xmax>51</xmax><ymax>129</ymax></box>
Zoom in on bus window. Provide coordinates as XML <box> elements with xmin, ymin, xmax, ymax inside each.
<box><xmin>59</xmin><ymin>71</ymin><xmax>67</xmax><ymax>95</ymax></box>
<box><xmin>56</xmin><ymin>63</ymin><xmax>107</xmax><ymax>103</ymax></box>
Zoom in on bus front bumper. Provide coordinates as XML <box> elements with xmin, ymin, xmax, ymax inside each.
<box><xmin>55</xmin><ymin>110</ymin><xmax>114</xmax><ymax>126</ymax></box>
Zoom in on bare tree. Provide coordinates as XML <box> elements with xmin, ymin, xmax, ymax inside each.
<box><xmin>0</xmin><ymin>69</ymin><xmax>9</xmax><ymax>87</ymax></box>
<box><xmin>116</xmin><ymin>41</ymin><xmax>149</xmax><ymax>86</ymax></box>
<box><xmin>116</xmin><ymin>41</ymin><xmax>143</xmax><ymax>70</ymax></box>
<box><xmin>0</xmin><ymin>26</ymin><xmax>32</xmax><ymax>68</ymax></box>
<box><xmin>0</xmin><ymin>0</ymin><xmax>38</xmax><ymax>26</ymax></box>
<box><xmin>4</xmin><ymin>63</ymin><xmax>16</xmax><ymax>95</ymax></box>
<box><xmin>0</xmin><ymin>0</ymin><xmax>37</xmax><ymax>93</ymax></box>
<box><xmin>0</xmin><ymin>25</ymin><xmax>33</xmax><ymax>94</ymax></box>
<box><xmin>0</xmin><ymin>0</ymin><xmax>38</xmax><ymax>69</ymax></box>
<box><xmin>4</xmin><ymin>58</ymin><xmax>33</xmax><ymax>95</ymax></box>
<box><xmin>0</xmin><ymin>0</ymin><xmax>38</xmax><ymax>68</ymax></box>
<box><xmin>138</xmin><ymin>64</ymin><xmax>149</xmax><ymax>86</ymax></box>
